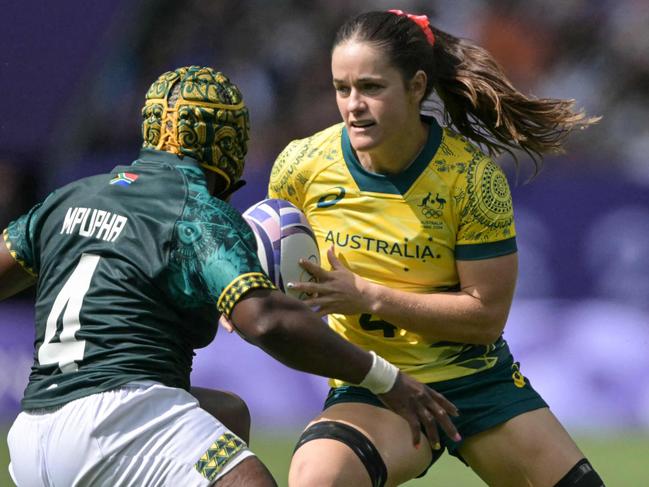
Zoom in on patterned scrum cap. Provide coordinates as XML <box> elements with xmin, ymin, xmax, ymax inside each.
<box><xmin>141</xmin><ymin>66</ymin><xmax>249</xmax><ymax>189</ymax></box>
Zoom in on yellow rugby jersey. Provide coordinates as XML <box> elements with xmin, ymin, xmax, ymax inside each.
<box><xmin>268</xmin><ymin>118</ymin><xmax>516</xmax><ymax>384</ymax></box>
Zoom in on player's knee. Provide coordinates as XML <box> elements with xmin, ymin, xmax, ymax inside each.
<box><xmin>291</xmin><ymin>421</ymin><xmax>387</xmax><ymax>487</ymax></box>
<box><xmin>290</xmin><ymin>451</ymin><xmax>370</xmax><ymax>487</ymax></box>
<box><xmin>554</xmin><ymin>459</ymin><xmax>605</xmax><ymax>487</ymax></box>
<box><xmin>290</xmin><ymin>456</ymin><xmax>345</xmax><ymax>487</ymax></box>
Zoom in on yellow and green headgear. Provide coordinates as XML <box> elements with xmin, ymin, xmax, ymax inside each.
<box><xmin>141</xmin><ymin>66</ymin><xmax>249</xmax><ymax>192</ymax></box>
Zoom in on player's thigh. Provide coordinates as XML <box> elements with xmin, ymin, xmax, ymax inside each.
<box><xmin>290</xmin><ymin>402</ymin><xmax>433</xmax><ymax>487</ymax></box>
<box><xmin>459</xmin><ymin>407</ymin><xmax>584</xmax><ymax>487</ymax></box>
<box><xmin>191</xmin><ymin>386</ymin><xmax>251</xmax><ymax>444</ymax></box>
<box><xmin>96</xmin><ymin>382</ymin><xmax>255</xmax><ymax>486</ymax></box>
<box><xmin>7</xmin><ymin>412</ymin><xmax>44</xmax><ymax>487</ymax></box>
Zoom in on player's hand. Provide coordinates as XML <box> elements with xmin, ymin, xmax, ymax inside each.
<box><xmin>288</xmin><ymin>245</ymin><xmax>373</xmax><ymax>316</ymax></box>
<box><xmin>377</xmin><ymin>372</ymin><xmax>461</xmax><ymax>450</ymax></box>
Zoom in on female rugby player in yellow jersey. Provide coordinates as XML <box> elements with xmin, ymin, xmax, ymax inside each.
<box><xmin>268</xmin><ymin>9</ymin><xmax>605</xmax><ymax>487</ymax></box>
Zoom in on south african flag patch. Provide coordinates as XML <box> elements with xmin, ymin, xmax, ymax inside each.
<box><xmin>195</xmin><ymin>432</ymin><xmax>245</xmax><ymax>482</ymax></box>
<box><xmin>110</xmin><ymin>172</ymin><xmax>139</xmax><ymax>186</ymax></box>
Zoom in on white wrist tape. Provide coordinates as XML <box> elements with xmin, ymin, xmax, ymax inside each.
<box><xmin>359</xmin><ymin>351</ymin><xmax>399</xmax><ymax>395</ymax></box>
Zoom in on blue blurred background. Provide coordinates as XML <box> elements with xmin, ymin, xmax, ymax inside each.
<box><xmin>1</xmin><ymin>0</ymin><xmax>648</xmax><ymax>481</ymax></box>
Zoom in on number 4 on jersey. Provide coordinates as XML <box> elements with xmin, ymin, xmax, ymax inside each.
<box><xmin>359</xmin><ymin>313</ymin><xmax>397</xmax><ymax>338</ymax></box>
<box><xmin>38</xmin><ymin>254</ymin><xmax>100</xmax><ymax>373</ymax></box>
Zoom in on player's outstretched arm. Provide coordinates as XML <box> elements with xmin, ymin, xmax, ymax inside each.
<box><xmin>0</xmin><ymin>238</ymin><xmax>36</xmax><ymax>301</ymax></box>
<box><xmin>229</xmin><ymin>288</ymin><xmax>460</xmax><ymax>448</ymax></box>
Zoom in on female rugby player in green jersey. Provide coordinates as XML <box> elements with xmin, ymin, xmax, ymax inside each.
<box><xmin>0</xmin><ymin>66</ymin><xmax>459</xmax><ymax>487</ymax></box>
<box><xmin>269</xmin><ymin>10</ymin><xmax>604</xmax><ymax>487</ymax></box>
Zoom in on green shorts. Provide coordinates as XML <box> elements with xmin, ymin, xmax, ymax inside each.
<box><xmin>323</xmin><ymin>354</ymin><xmax>547</xmax><ymax>470</ymax></box>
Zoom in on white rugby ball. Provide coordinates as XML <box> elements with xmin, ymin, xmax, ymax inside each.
<box><xmin>242</xmin><ymin>198</ymin><xmax>319</xmax><ymax>300</ymax></box>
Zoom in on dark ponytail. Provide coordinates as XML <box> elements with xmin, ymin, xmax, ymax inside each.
<box><xmin>333</xmin><ymin>11</ymin><xmax>599</xmax><ymax>172</ymax></box>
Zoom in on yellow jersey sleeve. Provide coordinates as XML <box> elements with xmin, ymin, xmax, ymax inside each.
<box><xmin>268</xmin><ymin>124</ymin><xmax>344</xmax><ymax>208</ymax></box>
<box><xmin>454</xmin><ymin>152</ymin><xmax>517</xmax><ymax>260</ymax></box>
<box><xmin>268</xmin><ymin>139</ymin><xmax>308</xmax><ymax>207</ymax></box>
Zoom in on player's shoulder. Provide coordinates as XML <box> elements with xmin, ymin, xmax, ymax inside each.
<box><xmin>269</xmin><ymin>123</ymin><xmax>344</xmax><ymax>199</ymax></box>
<box><xmin>34</xmin><ymin>172</ymin><xmax>109</xmax><ymax>213</ymax></box>
<box><xmin>185</xmin><ymin>187</ymin><xmax>240</xmax><ymax>222</ymax></box>
<box><xmin>434</xmin><ymin>126</ymin><xmax>505</xmax><ymax>186</ymax></box>
<box><xmin>272</xmin><ymin>123</ymin><xmax>344</xmax><ymax>174</ymax></box>
<box><xmin>437</xmin><ymin>127</ymin><xmax>492</xmax><ymax>170</ymax></box>
<box><xmin>436</xmin><ymin>129</ymin><xmax>514</xmax><ymax>230</ymax></box>
<box><xmin>183</xmin><ymin>189</ymin><xmax>253</xmax><ymax>238</ymax></box>
<box><xmin>57</xmin><ymin>172</ymin><xmax>108</xmax><ymax>193</ymax></box>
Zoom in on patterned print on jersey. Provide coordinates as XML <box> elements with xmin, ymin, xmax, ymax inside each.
<box><xmin>167</xmin><ymin>165</ymin><xmax>274</xmax><ymax>311</ymax></box>
<box><xmin>458</xmin><ymin>143</ymin><xmax>514</xmax><ymax>243</ymax></box>
<box><xmin>428</xmin><ymin>339</ymin><xmax>507</xmax><ymax>370</ymax></box>
<box><xmin>269</xmin><ymin>134</ymin><xmax>331</xmax><ymax>207</ymax></box>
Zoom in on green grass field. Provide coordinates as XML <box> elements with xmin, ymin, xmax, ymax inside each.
<box><xmin>2</xmin><ymin>426</ymin><xmax>647</xmax><ymax>485</ymax></box>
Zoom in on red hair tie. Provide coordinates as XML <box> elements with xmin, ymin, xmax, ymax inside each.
<box><xmin>388</xmin><ymin>9</ymin><xmax>436</xmax><ymax>47</ymax></box>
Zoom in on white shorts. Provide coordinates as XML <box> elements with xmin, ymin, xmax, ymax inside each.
<box><xmin>7</xmin><ymin>381</ymin><xmax>254</xmax><ymax>486</ymax></box>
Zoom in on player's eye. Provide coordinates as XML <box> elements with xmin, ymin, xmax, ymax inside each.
<box><xmin>334</xmin><ymin>85</ymin><xmax>350</xmax><ymax>96</ymax></box>
<box><xmin>361</xmin><ymin>83</ymin><xmax>382</xmax><ymax>94</ymax></box>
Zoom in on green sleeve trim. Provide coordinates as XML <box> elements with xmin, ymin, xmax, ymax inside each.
<box><xmin>455</xmin><ymin>237</ymin><xmax>517</xmax><ymax>261</ymax></box>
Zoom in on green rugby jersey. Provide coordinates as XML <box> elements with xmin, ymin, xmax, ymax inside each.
<box><xmin>3</xmin><ymin>149</ymin><xmax>274</xmax><ymax>410</ymax></box>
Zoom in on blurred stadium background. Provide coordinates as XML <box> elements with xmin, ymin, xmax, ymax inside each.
<box><xmin>1</xmin><ymin>0</ymin><xmax>648</xmax><ymax>485</ymax></box>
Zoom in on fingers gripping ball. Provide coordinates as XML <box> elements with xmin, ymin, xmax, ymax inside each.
<box><xmin>243</xmin><ymin>199</ymin><xmax>319</xmax><ymax>300</ymax></box>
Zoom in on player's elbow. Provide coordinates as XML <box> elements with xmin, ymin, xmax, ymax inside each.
<box><xmin>234</xmin><ymin>290</ymin><xmax>302</xmax><ymax>345</ymax></box>
<box><xmin>472</xmin><ymin>309</ymin><xmax>508</xmax><ymax>345</ymax></box>
<box><xmin>473</xmin><ymin>324</ymin><xmax>505</xmax><ymax>345</ymax></box>
<box><xmin>239</xmin><ymin>309</ymin><xmax>283</xmax><ymax>345</ymax></box>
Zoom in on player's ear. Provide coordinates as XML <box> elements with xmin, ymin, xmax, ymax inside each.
<box><xmin>409</xmin><ymin>70</ymin><xmax>427</xmax><ymax>105</ymax></box>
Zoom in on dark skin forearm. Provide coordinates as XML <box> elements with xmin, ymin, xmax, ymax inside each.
<box><xmin>230</xmin><ymin>289</ymin><xmax>372</xmax><ymax>384</ymax></box>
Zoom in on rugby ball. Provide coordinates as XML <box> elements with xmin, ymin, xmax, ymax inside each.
<box><xmin>243</xmin><ymin>199</ymin><xmax>319</xmax><ymax>300</ymax></box>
